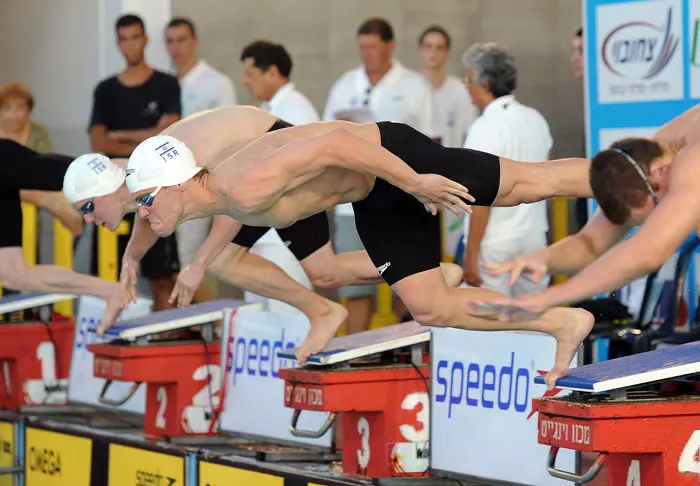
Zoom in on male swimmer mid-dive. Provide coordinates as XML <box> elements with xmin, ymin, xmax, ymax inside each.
<box><xmin>0</xmin><ymin>139</ymin><xmax>119</xmax><ymax>305</ymax></box>
<box><xmin>62</xmin><ymin>106</ymin><xmax>464</xmax><ymax>345</ymax></box>
<box><xmin>114</xmin><ymin>112</ymin><xmax>595</xmax><ymax>387</ymax></box>
<box><xmin>466</xmin><ymin>105</ymin><xmax>700</xmax><ymax>340</ymax></box>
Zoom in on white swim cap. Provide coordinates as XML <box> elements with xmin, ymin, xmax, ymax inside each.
<box><xmin>63</xmin><ymin>154</ymin><xmax>126</xmax><ymax>204</ymax></box>
<box><xmin>125</xmin><ymin>135</ymin><xmax>202</xmax><ymax>193</ymax></box>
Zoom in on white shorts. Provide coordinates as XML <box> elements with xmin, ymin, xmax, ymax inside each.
<box><xmin>478</xmin><ymin>232</ymin><xmax>550</xmax><ymax>298</ymax></box>
<box><xmin>175</xmin><ymin>217</ymin><xmax>213</xmax><ymax>268</ymax></box>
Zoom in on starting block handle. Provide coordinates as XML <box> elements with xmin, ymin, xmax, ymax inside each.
<box><xmin>288</xmin><ymin>409</ymin><xmax>336</xmax><ymax>439</ymax></box>
<box><xmin>97</xmin><ymin>380</ymin><xmax>142</xmax><ymax>407</ymax></box>
<box><xmin>547</xmin><ymin>446</ymin><xmax>607</xmax><ymax>483</ymax></box>
<box><xmin>0</xmin><ymin>466</ymin><xmax>22</xmax><ymax>475</ymax></box>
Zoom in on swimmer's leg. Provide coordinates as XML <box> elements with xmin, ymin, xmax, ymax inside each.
<box><xmin>302</xmin><ymin>242</ymin><xmax>463</xmax><ymax>288</ymax></box>
<box><xmin>493</xmin><ymin>157</ymin><xmax>591</xmax><ymax>207</ymax></box>
<box><xmin>208</xmin><ymin>243</ymin><xmax>347</xmax><ymax>362</ymax></box>
<box><xmin>392</xmin><ymin>267</ymin><xmax>593</xmax><ymax>389</ymax></box>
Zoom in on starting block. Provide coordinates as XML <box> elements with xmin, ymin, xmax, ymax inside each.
<box><xmin>89</xmin><ymin>299</ymin><xmax>247</xmax><ymax>439</ymax></box>
<box><xmin>0</xmin><ymin>292</ymin><xmax>77</xmax><ymax>410</ymax></box>
<box><xmin>535</xmin><ymin>340</ymin><xmax>700</xmax><ymax>485</ymax></box>
<box><xmin>278</xmin><ymin>322</ymin><xmax>432</xmax><ymax>478</ymax></box>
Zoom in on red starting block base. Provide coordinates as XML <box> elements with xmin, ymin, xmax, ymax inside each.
<box><xmin>280</xmin><ymin>361</ymin><xmax>431</xmax><ymax>478</ymax></box>
<box><xmin>89</xmin><ymin>341</ymin><xmax>221</xmax><ymax>438</ymax></box>
<box><xmin>536</xmin><ymin>390</ymin><xmax>700</xmax><ymax>485</ymax></box>
<box><xmin>0</xmin><ymin>314</ymin><xmax>74</xmax><ymax>410</ymax></box>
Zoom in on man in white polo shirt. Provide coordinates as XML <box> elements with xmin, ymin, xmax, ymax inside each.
<box><xmin>461</xmin><ymin>42</ymin><xmax>552</xmax><ymax>297</ymax></box>
<box><xmin>240</xmin><ymin>40</ymin><xmax>319</xmax><ymax>125</ymax></box>
<box><xmin>323</xmin><ymin>17</ymin><xmax>434</xmax><ymax>333</ymax></box>
<box><xmin>165</xmin><ymin>17</ymin><xmax>237</xmax><ymax>303</ymax></box>
<box><xmin>418</xmin><ymin>25</ymin><xmax>477</xmax><ymax>148</ymax></box>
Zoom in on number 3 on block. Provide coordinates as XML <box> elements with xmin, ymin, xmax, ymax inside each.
<box><xmin>678</xmin><ymin>429</ymin><xmax>700</xmax><ymax>474</ymax></box>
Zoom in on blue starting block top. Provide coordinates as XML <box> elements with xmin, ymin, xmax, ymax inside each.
<box><xmin>278</xmin><ymin>321</ymin><xmax>431</xmax><ymax>365</ymax></box>
<box><xmin>536</xmin><ymin>340</ymin><xmax>700</xmax><ymax>392</ymax></box>
<box><xmin>0</xmin><ymin>292</ymin><xmax>76</xmax><ymax>315</ymax></box>
<box><xmin>105</xmin><ymin>298</ymin><xmax>248</xmax><ymax>340</ymax></box>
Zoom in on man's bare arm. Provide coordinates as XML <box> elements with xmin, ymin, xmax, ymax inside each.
<box><xmin>539</xmin><ymin>209</ymin><xmax>629</xmax><ymax>275</ymax></box>
<box><xmin>108</xmin><ymin>114</ymin><xmax>181</xmax><ymax>143</ymax></box>
<box><xmin>190</xmin><ymin>216</ymin><xmax>244</xmax><ymax>269</ymax></box>
<box><xmin>527</xmin><ymin>148</ymin><xmax>700</xmax><ymax>308</ymax></box>
<box><xmin>20</xmin><ymin>190</ymin><xmax>83</xmax><ymax>236</ymax></box>
<box><xmin>124</xmin><ymin>216</ymin><xmax>160</xmax><ymax>263</ymax></box>
<box><xmin>238</xmin><ymin>128</ymin><xmax>473</xmax><ymax>215</ymax></box>
<box><xmin>90</xmin><ymin>125</ymin><xmax>139</xmax><ymax>157</ymax></box>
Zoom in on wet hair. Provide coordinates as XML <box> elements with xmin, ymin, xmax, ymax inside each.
<box><xmin>590</xmin><ymin>138</ymin><xmax>664</xmax><ymax>225</ymax></box>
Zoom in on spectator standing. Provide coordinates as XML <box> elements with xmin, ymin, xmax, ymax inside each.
<box><xmin>89</xmin><ymin>14</ymin><xmax>181</xmax><ymax>311</ymax></box>
<box><xmin>165</xmin><ymin>17</ymin><xmax>237</xmax><ymax>304</ymax></box>
<box><xmin>0</xmin><ymin>82</ymin><xmax>53</xmax><ymax>153</ymax></box>
<box><xmin>322</xmin><ymin>17</ymin><xmax>434</xmax><ymax>333</ymax></box>
<box><xmin>461</xmin><ymin>43</ymin><xmax>552</xmax><ymax>297</ymax></box>
<box><xmin>240</xmin><ymin>40</ymin><xmax>319</xmax><ymax>124</ymax></box>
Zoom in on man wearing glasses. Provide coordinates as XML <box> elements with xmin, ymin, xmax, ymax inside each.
<box><xmin>469</xmin><ymin>107</ymin><xmax>698</xmax><ymax>321</ymax></box>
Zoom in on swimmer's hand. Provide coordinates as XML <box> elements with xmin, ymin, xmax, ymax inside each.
<box><xmin>411</xmin><ymin>174</ymin><xmax>475</xmax><ymax>216</ymax></box>
<box><xmin>465</xmin><ymin>294</ymin><xmax>547</xmax><ymax>322</ymax></box>
<box><xmin>481</xmin><ymin>253</ymin><xmax>549</xmax><ymax>286</ymax></box>
<box><xmin>98</xmin><ymin>284</ymin><xmax>124</xmax><ymax>337</ymax></box>
<box><xmin>169</xmin><ymin>263</ymin><xmax>206</xmax><ymax>308</ymax></box>
<box><xmin>119</xmin><ymin>255</ymin><xmax>139</xmax><ymax>310</ymax></box>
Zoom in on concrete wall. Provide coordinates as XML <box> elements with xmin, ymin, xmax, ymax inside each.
<box><xmin>172</xmin><ymin>0</ymin><xmax>585</xmax><ymax>157</ymax></box>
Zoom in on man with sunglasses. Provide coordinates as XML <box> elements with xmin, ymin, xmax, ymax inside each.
<box><xmin>468</xmin><ymin>106</ymin><xmax>698</xmax><ymax>321</ymax></box>
<box><xmin>0</xmin><ymin>139</ymin><xmax>120</xmax><ymax>307</ymax></box>
<box><xmin>64</xmin><ymin>106</ymin><xmax>465</xmax><ymax>362</ymax></box>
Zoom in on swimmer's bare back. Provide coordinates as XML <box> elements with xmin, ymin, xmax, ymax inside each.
<box><xmin>209</xmin><ymin>121</ymin><xmax>380</xmax><ymax>227</ymax></box>
<box><xmin>160</xmin><ymin>105</ymin><xmax>281</xmax><ymax>171</ymax></box>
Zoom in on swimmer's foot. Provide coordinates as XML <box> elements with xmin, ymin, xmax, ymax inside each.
<box><xmin>544</xmin><ymin>308</ymin><xmax>594</xmax><ymax>390</ymax></box>
<box><xmin>296</xmin><ymin>302</ymin><xmax>348</xmax><ymax>365</ymax></box>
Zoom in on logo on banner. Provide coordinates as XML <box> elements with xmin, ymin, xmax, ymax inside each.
<box><xmin>601</xmin><ymin>7</ymin><xmax>679</xmax><ymax>80</ymax></box>
<box><xmin>596</xmin><ymin>0</ymin><xmax>683</xmax><ymax>103</ymax></box>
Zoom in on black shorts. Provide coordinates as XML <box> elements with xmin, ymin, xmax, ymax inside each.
<box><xmin>353</xmin><ymin>121</ymin><xmax>500</xmax><ymax>286</ymax></box>
<box><xmin>231</xmin><ymin>118</ymin><xmax>331</xmax><ymax>260</ymax></box>
<box><xmin>0</xmin><ymin>140</ymin><xmax>73</xmax><ymax>249</ymax></box>
<box><xmin>232</xmin><ymin>211</ymin><xmax>330</xmax><ymax>261</ymax></box>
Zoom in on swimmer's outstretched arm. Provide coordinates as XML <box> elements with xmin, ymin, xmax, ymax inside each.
<box><xmin>484</xmin><ymin>209</ymin><xmax>629</xmax><ymax>283</ymax></box>
<box><xmin>471</xmin><ymin>145</ymin><xmax>700</xmax><ymax>315</ymax></box>
<box><xmin>245</xmin><ymin>128</ymin><xmax>474</xmax><ymax>215</ymax></box>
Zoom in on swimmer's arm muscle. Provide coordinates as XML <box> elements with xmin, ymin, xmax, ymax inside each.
<box><xmin>124</xmin><ymin>216</ymin><xmax>160</xmax><ymax>263</ymax></box>
<box><xmin>540</xmin><ymin>209</ymin><xmax>628</xmax><ymax>275</ymax></box>
<box><xmin>541</xmin><ymin>157</ymin><xmax>700</xmax><ymax>306</ymax></box>
<box><xmin>279</xmin><ymin>129</ymin><xmax>423</xmax><ymax>193</ymax></box>
<box><xmin>191</xmin><ymin>216</ymin><xmax>243</xmax><ymax>269</ymax></box>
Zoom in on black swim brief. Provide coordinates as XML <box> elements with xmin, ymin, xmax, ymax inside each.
<box><xmin>352</xmin><ymin>121</ymin><xmax>501</xmax><ymax>286</ymax></box>
<box><xmin>231</xmin><ymin>118</ymin><xmax>331</xmax><ymax>260</ymax></box>
<box><xmin>0</xmin><ymin>140</ymin><xmax>73</xmax><ymax>249</ymax></box>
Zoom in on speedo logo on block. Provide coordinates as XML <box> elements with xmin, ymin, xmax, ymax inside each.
<box><xmin>435</xmin><ymin>352</ymin><xmax>531</xmax><ymax>418</ymax></box>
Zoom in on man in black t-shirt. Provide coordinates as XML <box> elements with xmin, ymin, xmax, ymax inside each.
<box><xmin>89</xmin><ymin>13</ymin><xmax>181</xmax><ymax>311</ymax></box>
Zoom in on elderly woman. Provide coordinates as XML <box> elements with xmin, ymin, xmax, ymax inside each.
<box><xmin>0</xmin><ymin>82</ymin><xmax>53</xmax><ymax>153</ymax></box>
